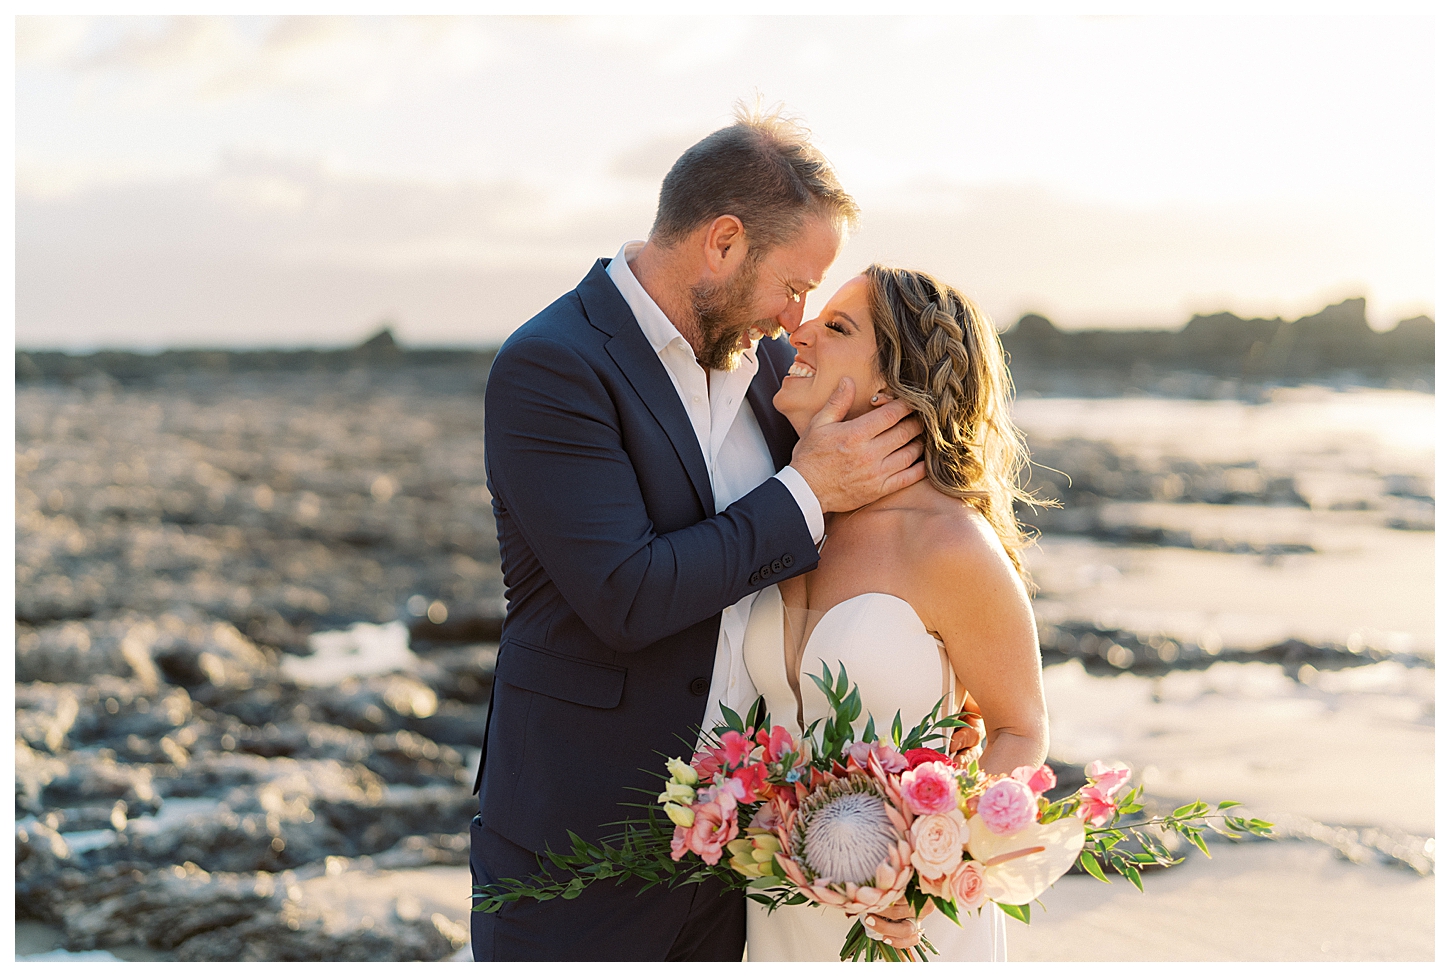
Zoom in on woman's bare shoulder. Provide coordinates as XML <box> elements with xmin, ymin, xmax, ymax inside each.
<box><xmin>907</xmin><ymin>501</ymin><xmax>1027</xmax><ymax>615</ymax></box>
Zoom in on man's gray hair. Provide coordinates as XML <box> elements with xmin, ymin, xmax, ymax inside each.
<box><xmin>650</xmin><ymin>101</ymin><xmax>860</xmax><ymax>255</ymax></box>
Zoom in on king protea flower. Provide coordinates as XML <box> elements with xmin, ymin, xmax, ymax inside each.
<box><xmin>773</xmin><ymin>773</ymin><xmax>915</xmax><ymax>916</ymax></box>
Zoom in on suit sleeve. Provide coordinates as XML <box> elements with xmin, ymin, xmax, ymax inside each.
<box><xmin>484</xmin><ymin>334</ymin><xmax>819</xmax><ymax>653</ymax></box>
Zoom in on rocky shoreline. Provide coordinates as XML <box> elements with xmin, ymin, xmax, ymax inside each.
<box><xmin>14</xmin><ymin>369</ymin><xmax>1433</xmax><ymax>960</ymax></box>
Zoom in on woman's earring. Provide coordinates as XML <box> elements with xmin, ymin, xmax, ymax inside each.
<box><xmin>870</xmin><ymin>393</ymin><xmax>880</xmax><ymax>404</ymax></box>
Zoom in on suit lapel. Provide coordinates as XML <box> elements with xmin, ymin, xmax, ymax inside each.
<box><xmin>577</xmin><ymin>260</ymin><xmax>715</xmax><ymax>517</ymax></box>
<box><xmin>747</xmin><ymin>334</ymin><xmax>801</xmax><ymax>472</ymax></box>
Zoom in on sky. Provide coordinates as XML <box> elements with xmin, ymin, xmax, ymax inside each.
<box><xmin>13</xmin><ymin>13</ymin><xmax>1436</xmax><ymax>351</ymax></box>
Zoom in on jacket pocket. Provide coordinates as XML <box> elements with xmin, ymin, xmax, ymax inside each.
<box><xmin>494</xmin><ymin>637</ymin><xmax>626</xmax><ymax>709</ymax></box>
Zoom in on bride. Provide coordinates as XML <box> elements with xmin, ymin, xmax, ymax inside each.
<box><xmin>742</xmin><ymin>265</ymin><xmax>1050</xmax><ymax>962</ymax></box>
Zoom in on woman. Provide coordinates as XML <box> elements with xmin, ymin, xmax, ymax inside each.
<box><xmin>742</xmin><ymin>265</ymin><xmax>1050</xmax><ymax>961</ymax></box>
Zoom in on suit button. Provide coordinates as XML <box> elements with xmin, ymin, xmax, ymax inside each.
<box><xmin>771</xmin><ymin>559</ymin><xmax>784</xmax><ymax>574</ymax></box>
<box><xmin>748</xmin><ymin>571</ymin><xmax>760</xmax><ymax>585</ymax></box>
<box><xmin>782</xmin><ymin>553</ymin><xmax>794</xmax><ymax>568</ymax></box>
<box><xmin>759</xmin><ymin>564</ymin><xmax>772</xmax><ymax>579</ymax></box>
<box><xmin>689</xmin><ymin>677</ymin><xmax>709</xmax><ymax>696</ymax></box>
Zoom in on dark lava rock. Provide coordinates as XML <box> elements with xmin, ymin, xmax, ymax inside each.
<box><xmin>23</xmin><ymin>678</ymin><xmax>195</xmax><ymax>749</ymax></box>
<box><xmin>40</xmin><ymin>750</ymin><xmax>162</xmax><ymax>816</ymax></box>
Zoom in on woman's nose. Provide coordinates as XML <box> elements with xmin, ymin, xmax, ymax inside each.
<box><xmin>789</xmin><ymin>318</ymin><xmax>816</xmax><ymax>348</ymax></box>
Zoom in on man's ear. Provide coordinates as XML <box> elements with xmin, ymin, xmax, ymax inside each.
<box><xmin>702</xmin><ymin>215</ymin><xmax>747</xmax><ymax>277</ymax></box>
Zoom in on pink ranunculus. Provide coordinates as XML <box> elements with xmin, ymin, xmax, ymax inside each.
<box><xmin>719</xmin><ymin>730</ymin><xmax>754</xmax><ymax>768</ymax></box>
<box><xmin>674</xmin><ymin>795</ymin><xmax>739</xmax><ymax>865</ymax></box>
<box><xmin>900</xmin><ymin>760</ymin><xmax>960</xmax><ymax>815</ymax></box>
<box><xmin>1012</xmin><ymin>763</ymin><xmax>1057</xmax><ymax>795</ymax></box>
<box><xmin>909</xmin><ymin>809</ymin><xmax>971</xmax><ymax>878</ymax></box>
<box><xmin>948</xmin><ymin>859</ymin><xmax>988</xmax><ymax>911</ymax></box>
<box><xmin>1077</xmin><ymin>784</ymin><xmax>1117</xmax><ymax>827</ymax></box>
<box><xmin>1084</xmin><ymin>760</ymin><xmax>1131</xmax><ymax>798</ymax></box>
<box><xmin>978</xmin><ymin>778</ymin><xmax>1038</xmax><ymax>835</ymax></box>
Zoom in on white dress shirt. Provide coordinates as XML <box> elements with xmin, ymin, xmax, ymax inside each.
<box><xmin>606</xmin><ymin>241</ymin><xmax>824</xmax><ymax>744</ymax></box>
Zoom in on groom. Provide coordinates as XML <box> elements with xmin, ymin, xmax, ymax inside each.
<box><xmin>470</xmin><ymin>106</ymin><xmax>926</xmax><ymax>961</ymax></box>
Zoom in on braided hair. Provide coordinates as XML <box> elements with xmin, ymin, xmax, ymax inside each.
<box><xmin>863</xmin><ymin>264</ymin><xmax>1044</xmax><ymax>587</ymax></box>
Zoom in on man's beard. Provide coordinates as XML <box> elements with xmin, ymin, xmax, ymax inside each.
<box><xmin>688</xmin><ymin>262</ymin><xmax>780</xmax><ymax>372</ymax></box>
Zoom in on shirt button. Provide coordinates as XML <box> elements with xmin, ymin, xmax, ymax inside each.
<box><xmin>693</xmin><ymin>395</ymin><xmax>702</xmax><ymax>403</ymax></box>
<box><xmin>689</xmin><ymin>677</ymin><xmax>709</xmax><ymax>696</ymax></box>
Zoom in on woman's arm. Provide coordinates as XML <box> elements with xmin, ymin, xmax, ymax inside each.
<box><xmin>918</xmin><ymin>509</ymin><xmax>1049</xmax><ymax>776</ymax></box>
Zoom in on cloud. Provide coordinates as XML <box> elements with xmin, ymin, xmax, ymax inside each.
<box><xmin>45</xmin><ymin>15</ymin><xmax>505</xmax><ymax>106</ymax></box>
<box><xmin>17</xmin><ymin>155</ymin><xmax>1432</xmax><ymax>354</ymax></box>
<box><xmin>15</xmin><ymin>151</ymin><xmax>654</xmax><ymax>350</ymax></box>
<box><xmin>15</xmin><ymin>15</ymin><xmax>91</xmax><ymax>66</ymax></box>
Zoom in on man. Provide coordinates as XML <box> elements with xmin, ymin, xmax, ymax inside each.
<box><xmin>471</xmin><ymin>106</ymin><xmax>926</xmax><ymax>961</ymax></box>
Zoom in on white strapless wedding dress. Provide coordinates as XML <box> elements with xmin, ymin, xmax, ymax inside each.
<box><xmin>741</xmin><ymin>585</ymin><xmax>1007</xmax><ymax>962</ymax></box>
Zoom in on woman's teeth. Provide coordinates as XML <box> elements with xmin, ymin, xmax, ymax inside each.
<box><xmin>787</xmin><ymin>361</ymin><xmax>816</xmax><ymax>378</ymax></box>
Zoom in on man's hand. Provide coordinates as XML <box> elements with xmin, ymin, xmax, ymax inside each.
<box><xmin>790</xmin><ymin>377</ymin><xmax>927</xmax><ymax>513</ymax></box>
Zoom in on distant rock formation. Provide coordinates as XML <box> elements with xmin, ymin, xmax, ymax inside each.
<box><xmin>17</xmin><ymin>324</ymin><xmax>493</xmax><ymax>386</ymax></box>
<box><xmin>1001</xmin><ymin>298</ymin><xmax>1432</xmax><ymax>382</ymax></box>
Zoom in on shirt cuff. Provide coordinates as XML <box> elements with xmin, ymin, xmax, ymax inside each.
<box><xmin>774</xmin><ymin>466</ymin><xmax>825</xmax><ymax>545</ymax></box>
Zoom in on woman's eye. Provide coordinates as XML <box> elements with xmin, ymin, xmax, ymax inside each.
<box><xmin>826</xmin><ymin>320</ymin><xmax>847</xmax><ymax>334</ymax></box>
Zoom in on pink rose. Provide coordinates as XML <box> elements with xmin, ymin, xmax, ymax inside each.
<box><xmin>670</xmin><ymin>795</ymin><xmax>739</xmax><ymax>865</ymax></box>
<box><xmin>947</xmin><ymin>859</ymin><xmax>988</xmax><ymax>911</ymax></box>
<box><xmin>1077</xmin><ymin>784</ymin><xmax>1117</xmax><ymax>827</ymax></box>
<box><xmin>1084</xmin><ymin>760</ymin><xmax>1131</xmax><ymax>799</ymax></box>
<box><xmin>1012</xmin><ymin>764</ymin><xmax>1057</xmax><ymax>795</ymax></box>
<box><xmin>909</xmin><ymin>809</ymin><xmax>970</xmax><ymax>878</ymax></box>
<box><xmin>900</xmin><ymin>760</ymin><xmax>960</xmax><ymax>815</ymax></box>
<box><xmin>978</xmin><ymin>778</ymin><xmax>1038</xmax><ymax>835</ymax></box>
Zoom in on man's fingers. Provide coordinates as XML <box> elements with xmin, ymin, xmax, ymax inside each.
<box><xmin>881</xmin><ymin>441</ymin><xmax>925</xmax><ymax>477</ymax></box>
<box><xmin>878</xmin><ymin>416</ymin><xmax>925</xmax><ymax>454</ymax></box>
<box><xmin>846</xmin><ymin>395</ymin><xmax>914</xmax><ymax>438</ymax></box>
<box><xmin>880</xmin><ymin>459</ymin><xmax>928</xmax><ymax>496</ymax></box>
<box><xmin>807</xmin><ymin>377</ymin><xmax>856</xmax><ymax>431</ymax></box>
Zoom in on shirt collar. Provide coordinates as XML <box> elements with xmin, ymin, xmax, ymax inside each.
<box><xmin>606</xmin><ymin>240</ymin><xmax>759</xmax><ymax>368</ymax></box>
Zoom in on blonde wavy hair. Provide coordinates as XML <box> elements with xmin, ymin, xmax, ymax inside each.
<box><xmin>863</xmin><ymin>264</ymin><xmax>1047</xmax><ymax>587</ymax></box>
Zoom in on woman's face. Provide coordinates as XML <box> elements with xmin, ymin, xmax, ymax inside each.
<box><xmin>772</xmin><ymin>274</ymin><xmax>885</xmax><ymax>434</ymax></box>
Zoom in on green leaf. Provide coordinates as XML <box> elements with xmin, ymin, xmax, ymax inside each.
<box><xmin>1217</xmin><ymin>800</ymin><xmax>1241</xmax><ymax>810</ymax></box>
<box><xmin>1172</xmin><ymin>802</ymin><xmax>1199</xmax><ymax>819</ymax></box>
<box><xmin>1120</xmin><ymin>860</ymin><xmax>1144</xmax><ymax>892</ymax></box>
<box><xmin>931</xmin><ymin>895</ymin><xmax>961</xmax><ymax>925</ymax></box>
<box><xmin>997</xmin><ymin>902</ymin><xmax>1031</xmax><ymax>924</ymax></box>
<box><xmin>891</xmin><ymin>710</ymin><xmax>904</xmax><ymax>747</ymax></box>
<box><xmin>719</xmin><ymin>703</ymin><xmax>744</xmax><ymax>733</ymax></box>
<box><xmin>1078</xmin><ymin>850</ymin><xmax>1111</xmax><ymax>883</ymax></box>
<box><xmin>862</xmin><ymin>714</ymin><xmax>876</xmax><ymax>745</ymax></box>
<box><xmin>1186</xmin><ymin>829</ymin><xmax>1212</xmax><ymax>858</ymax></box>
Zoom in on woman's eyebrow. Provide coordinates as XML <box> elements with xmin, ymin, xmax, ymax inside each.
<box><xmin>835</xmin><ymin>311</ymin><xmax>861</xmax><ymax>330</ymax></box>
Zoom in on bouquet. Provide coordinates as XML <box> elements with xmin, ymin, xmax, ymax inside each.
<box><xmin>474</xmin><ymin>664</ymin><xmax>1273</xmax><ymax>961</ymax></box>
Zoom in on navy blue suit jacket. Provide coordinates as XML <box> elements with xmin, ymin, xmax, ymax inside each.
<box><xmin>477</xmin><ymin>258</ymin><xmax>819</xmax><ymax>855</ymax></box>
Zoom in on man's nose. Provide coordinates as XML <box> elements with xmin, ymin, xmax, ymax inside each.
<box><xmin>776</xmin><ymin>297</ymin><xmax>807</xmax><ymax>334</ymax></box>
